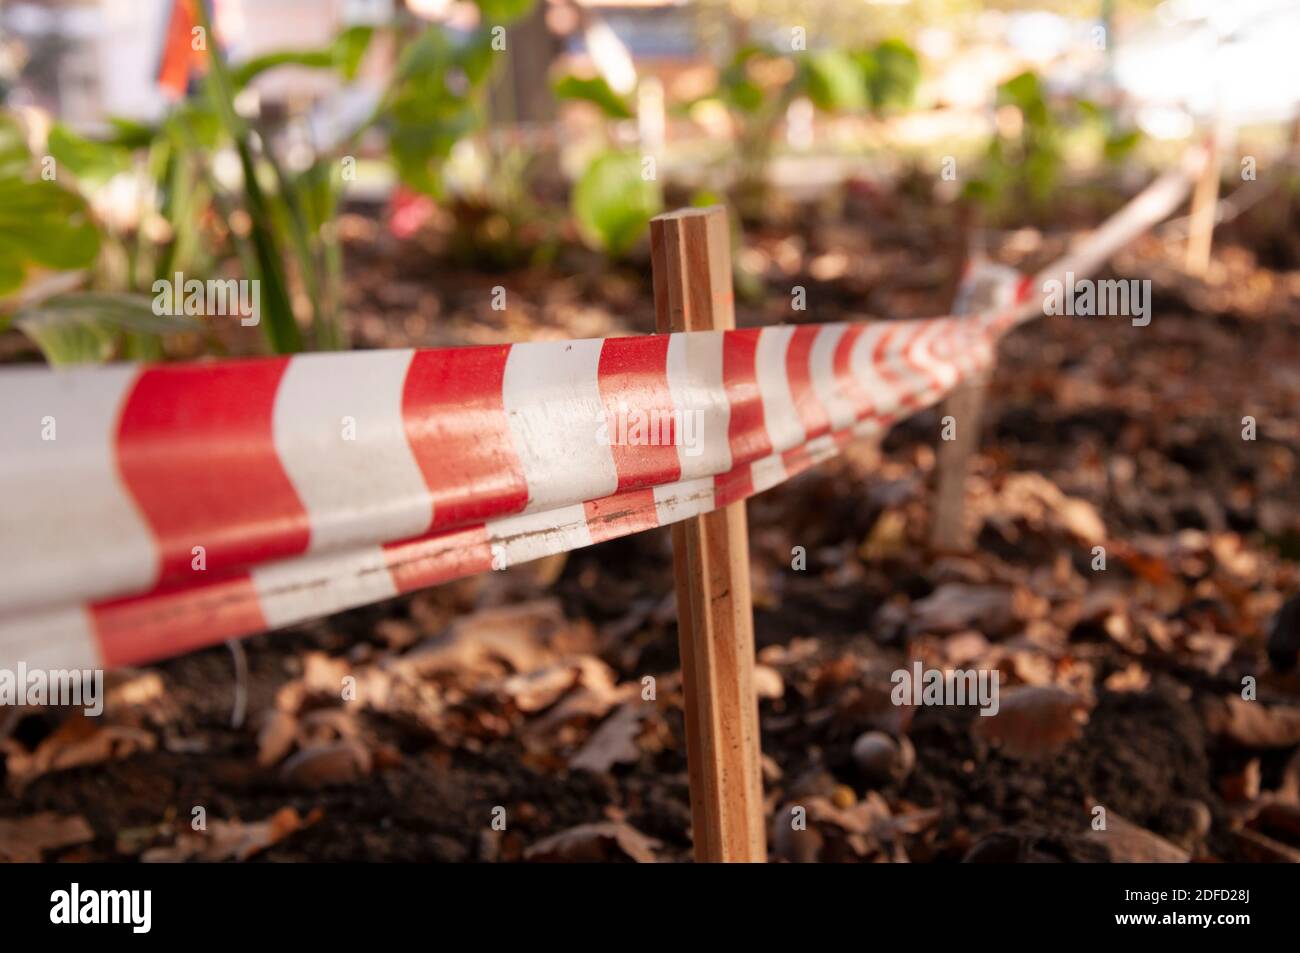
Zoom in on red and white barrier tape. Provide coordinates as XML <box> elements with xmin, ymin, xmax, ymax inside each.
<box><xmin>0</xmin><ymin>151</ymin><xmax>1205</xmax><ymax>672</ymax></box>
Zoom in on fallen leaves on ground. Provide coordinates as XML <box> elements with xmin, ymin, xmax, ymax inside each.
<box><xmin>971</xmin><ymin>686</ymin><xmax>1091</xmax><ymax>759</ymax></box>
<box><xmin>524</xmin><ymin>821</ymin><xmax>660</xmax><ymax>863</ymax></box>
<box><xmin>0</xmin><ymin>812</ymin><xmax>94</xmax><ymax>862</ymax></box>
<box><xmin>1203</xmin><ymin>697</ymin><xmax>1300</xmax><ymax>748</ymax></box>
<box><xmin>141</xmin><ymin>808</ymin><xmax>323</xmax><ymax>863</ymax></box>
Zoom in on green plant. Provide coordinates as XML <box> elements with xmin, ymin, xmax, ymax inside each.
<box><xmin>46</xmin><ymin>114</ymin><xmax>217</xmax><ymax>298</ymax></box>
<box><xmin>553</xmin><ymin>74</ymin><xmax>634</xmax><ymax>120</ymax></box>
<box><xmin>964</xmin><ymin>70</ymin><xmax>1142</xmax><ymax>224</ymax></box>
<box><xmin>376</xmin><ymin>3</ymin><xmax>550</xmax><ymax>266</ymax></box>
<box><xmin>380</xmin><ymin>3</ymin><xmax>537</xmax><ymax>198</ymax></box>
<box><xmin>705</xmin><ymin>39</ymin><xmax>921</xmax><ymax>219</ymax></box>
<box><xmin>859</xmin><ymin>38</ymin><xmax>921</xmax><ymax>113</ymax></box>
<box><xmin>13</xmin><ymin>292</ymin><xmax>200</xmax><ymax>366</ymax></box>
<box><xmin>0</xmin><ymin>114</ymin><xmax>100</xmax><ymax>298</ymax></box>
<box><xmin>41</xmin><ymin>16</ymin><xmax>378</xmax><ymax>356</ymax></box>
<box><xmin>572</xmin><ymin>149</ymin><xmax>660</xmax><ymax>258</ymax></box>
<box><xmin>553</xmin><ymin>72</ymin><xmax>662</xmax><ymax>258</ymax></box>
<box><xmin>0</xmin><ymin>112</ymin><xmax>207</xmax><ymax>365</ymax></box>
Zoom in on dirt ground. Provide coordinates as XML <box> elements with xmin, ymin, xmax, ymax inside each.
<box><xmin>4</xmin><ymin>179</ymin><xmax>1300</xmax><ymax>863</ymax></box>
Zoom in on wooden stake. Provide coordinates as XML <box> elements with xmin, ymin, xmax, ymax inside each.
<box><xmin>650</xmin><ymin>206</ymin><xmax>766</xmax><ymax>863</ymax></box>
<box><xmin>1186</xmin><ymin>133</ymin><xmax>1220</xmax><ymax>276</ymax></box>
<box><xmin>930</xmin><ymin>368</ymin><xmax>988</xmax><ymax>553</ymax></box>
<box><xmin>930</xmin><ymin>228</ymin><xmax>990</xmax><ymax>554</ymax></box>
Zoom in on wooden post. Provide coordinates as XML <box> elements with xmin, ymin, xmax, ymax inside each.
<box><xmin>1186</xmin><ymin>133</ymin><xmax>1220</xmax><ymax>276</ymax></box>
<box><xmin>930</xmin><ymin>230</ymin><xmax>993</xmax><ymax>554</ymax></box>
<box><xmin>649</xmin><ymin>206</ymin><xmax>766</xmax><ymax>863</ymax></box>
<box><xmin>930</xmin><ymin>368</ymin><xmax>989</xmax><ymax>553</ymax></box>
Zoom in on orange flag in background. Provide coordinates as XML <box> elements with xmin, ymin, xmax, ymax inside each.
<box><xmin>157</xmin><ymin>0</ymin><xmax>208</xmax><ymax>100</ymax></box>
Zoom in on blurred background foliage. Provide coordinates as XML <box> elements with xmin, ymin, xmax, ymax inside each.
<box><xmin>0</xmin><ymin>0</ymin><xmax>1228</xmax><ymax>366</ymax></box>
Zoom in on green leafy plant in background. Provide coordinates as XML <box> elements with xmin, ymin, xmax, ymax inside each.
<box><xmin>12</xmin><ymin>5</ymin><xmax>533</xmax><ymax>362</ymax></box>
<box><xmin>859</xmin><ymin>38</ymin><xmax>921</xmax><ymax>113</ymax></box>
<box><xmin>553</xmin><ymin>75</ymin><xmax>633</xmax><ymax>120</ymax></box>
<box><xmin>0</xmin><ymin>114</ymin><xmax>100</xmax><ymax>299</ymax></box>
<box><xmin>707</xmin><ymin>38</ymin><xmax>921</xmax><ymax>220</ymax></box>
<box><xmin>0</xmin><ymin>114</ymin><xmax>198</xmax><ymax>365</ymax></box>
<box><xmin>187</xmin><ymin>2</ymin><xmax>370</xmax><ymax>353</ymax></box>
<box><xmin>571</xmin><ymin>149</ymin><xmax>660</xmax><ymax>258</ymax></box>
<box><xmin>46</xmin><ymin>113</ymin><xmax>215</xmax><ymax>298</ymax></box>
<box><xmin>14</xmin><ymin>293</ymin><xmax>200</xmax><ymax>365</ymax></box>
<box><xmin>554</xmin><ymin>72</ymin><xmax>662</xmax><ymax>258</ymax></box>
<box><xmin>380</xmin><ymin>13</ymin><xmax>528</xmax><ymax>180</ymax></box>
<box><xmin>38</xmin><ymin>14</ymin><xmax>377</xmax><ymax>357</ymax></box>
<box><xmin>380</xmin><ymin>25</ymin><xmax>489</xmax><ymax>199</ymax></box>
<box><xmin>964</xmin><ymin>70</ymin><xmax>1141</xmax><ymax>225</ymax></box>
<box><xmin>223</xmin><ymin>22</ymin><xmax>377</xmax><ymax>350</ymax></box>
<box><xmin>377</xmin><ymin>2</ymin><xmax>558</xmax><ymax>269</ymax></box>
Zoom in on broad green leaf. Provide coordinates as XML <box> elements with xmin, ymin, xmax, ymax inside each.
<box><xmin>553</xmin><ymin>74</ymin><xmax>633</xmax><ymax>120</ymax></box>
<box><xmin>867</xmin><ymin>38</ymin><xmax>920</xmax><ymax>111</ymax></box>
<box><xmin>999</xmin><ymin>71</ymin><xmax>1049</xmax><ymax>128</ymax></box>
<box><xmin>0</xmin><ymin>113</ymin><xmax>30</xmax><ymax>177</ymax></box>
<box><xmin>572</xmin><ymin>149</ymin><xmax>661</xmax><ymax>257</ymax></box>
<box><xmin>0</xmin><ymin>177</ymin><xmax>101</xmax><ymax>296</ymax></box>
<box><xmin>231</xmin><ymin>26</ymin><xmax>375</xmax><ymax>88</ymax></box>
<box><xmin>47</xmin><ymin>123</ymin><xmax>132</xmax><ymax>184</ymax></box>
<box><xmin>383</xmin><ymin>26</ymin><xmax>496</xmax><ymax>197</ymax></box>
<box><xmin>456</xmin><ymin>29</ymin><xmax>497</xmax><ymax>86</ymax></box>
<box><xmin>106</xmin><ymin>117</ymin><xmax>161</xmax><ymax>151</ymax></box>
<box><xmin>1104</xmin><ymin>129</ymin><xmax>1142</xmax><ymax>162</ymax></box>
<box><xmin>14</xmin><ymin>293</ymin><xmax>199</xmax><ymax>366</ymax></box>
<box><xmin>718</xmin><ymin>45</ymin><xmax>774</xmax><ymax>115</ymax></box>
<box><xmin>474</xmin><ymin>0</ymin><xmax>535</xmax><ymax>24</ymax></box>
<box><xmin>802</xmin><ymin>51</ymin><xmax>867</xmax><ymax>112</ymax></box>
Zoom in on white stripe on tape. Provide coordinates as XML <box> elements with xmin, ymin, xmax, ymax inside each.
<box><xmin>503</xmin><ymin>339</ymin><xmax>619</xmax><ymax>511</ymax></box>
<box><xmin>0</xmin><ymin>365</ymin><xmax>157</xmax><ymax>615</ymax></box>
<box><xmin>666</xmin><ymin>331</ymin><xmax>732</xmax><ymax>481</ymax></box>
<box><xmin>751</xmin><ymin>453</ymin><xmax>787</xmax><ymax>494</ymax></box>
<box><xmin>653</xmin><ymin>476</ymin><xmax>715</xmax><ymax>526</ymax></box>
<box><xmin>251</xmin><ymin>544</ymin><xmax>398</xmax><ymax>629</ymax></box>
<box><xmin>273</xmin><ymin>350</ymin><xmax>432</xmax><ymax>552</ymax></box>
<box><xmin>755</xmin><ymin>325</ymin><xmax>805</xmax><ymax>453</ymax></box>
<box><xmin>486</xmin><ymin>503</ymin><xmax>592</xmax><ymax>569</ymax></box>
<box><xmin>0</xmin><ymin>605</ymin><xmax>102</xmax><ymax>671</ymax></box>
<box><xmin>809</xmin><ymin>324</ymin><xmax>856</xmax><ymax>431</ymax></box>
<box><xmin>849</xmin><ymin>323</ymin><xmax>895</xmax><ymax>415</ymax></box>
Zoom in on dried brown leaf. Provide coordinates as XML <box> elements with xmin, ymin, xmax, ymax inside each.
<box><xmin>0</xmin><ymin>813</ymin><xmax>94</xmax><ymax>862</ymax></box>
<box><xmin>1204</xmin><ymin>697</ymin><xmax>1300</xmax><ymax>748</ymax></box>
<box><xmin>524</xmin><ymin>821</ymin><xmax>659</xmax><ymax>863</ymax></box>
<box><xmin>971</xmin><ymin>685</ymin><xmax>1090</xmax><ymax>758</ymax></box>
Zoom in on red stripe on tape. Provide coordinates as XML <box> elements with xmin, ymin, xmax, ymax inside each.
<box><xmin>584</xmin><ymin>488</ymin><xmax>660</xmax><ymax>544</ymax></box>
<box><xmin>384</xmin><ymin>524</ymin><xmax>495</xmax><ymax>593</ymax></box>
<box><xmin>786</xmin><ymin>325</ymin><xmax>831</xmax><ymax>439</ymax></box>
<box><xmin>116</xmin><ymin>360</ymin><xmax>310</xmax><ymax>584</ymax></box>
<box><xmin>721</xmin><ymin>328</ymin><xmax>771</xmax><ymax>467</ymax></box>
<box><xmin>93</xmin><ymin>573</ymin><xmax>267</xmax><ymax>667</ymax></box>
<box><xmin>714</xmin><ymin>465</ymin><xmax>753</xmax><ymax>508</ymax></box>
<box><xmin>833</xmin><ymin>325</ymin><xmax>872</xmax><ymax>418</ymax></box>
<box><xmin>596</xmin><ymin>335</ymin><xmax>681</xmax><ymax>492</ymax></box>
<box><xmin>402</xmin><ymin>345</ymin><xmax>529</xmax><ymax>532</ymax></box>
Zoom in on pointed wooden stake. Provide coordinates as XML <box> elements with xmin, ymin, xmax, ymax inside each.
<box><xmin>930</xmin><ymin>249</ymin><xmax>1023</xmax><ymax>552</ymax></box>
<box><xmin>931</xmin><ymin>368</ymin><xmax>989</xmax><ymax>553</ymax></box>
<box><xmin>1186</xmin><ymin>133</ymin><xmax>1220</xmax><ymax>276</ymax></box>
<box><xmin>650</xmin><ymin>206</ymin><xmax>766</xmax><ymax>863</ymax></box>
